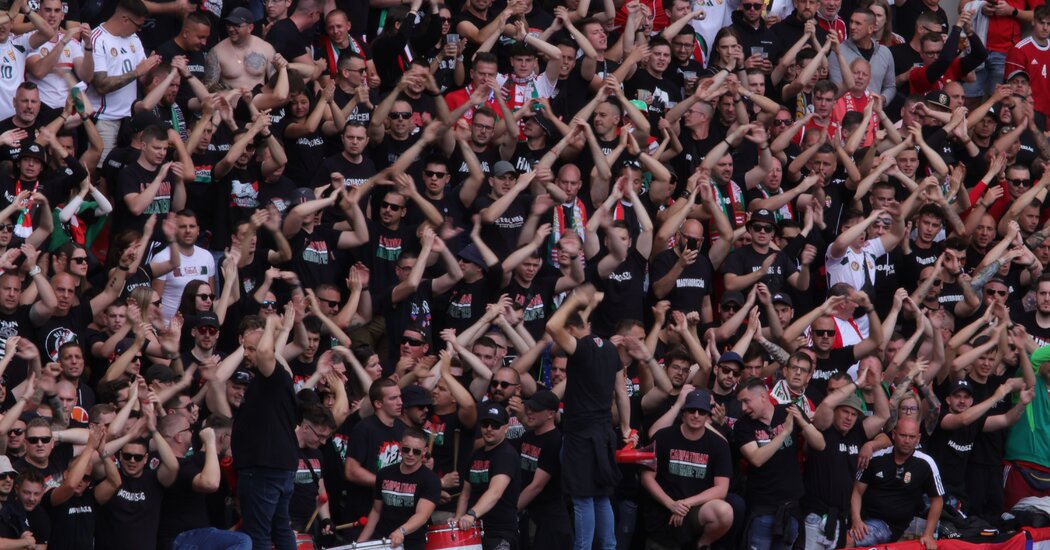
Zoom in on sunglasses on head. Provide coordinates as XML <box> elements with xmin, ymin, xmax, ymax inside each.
<box><xmin>381</xmin><ymin>201</ymin><xmax>404</xmax><ymax>212</ymax></box>
<box><xmin>491</xmin><ymin>380</ymin><xmax>517</xmax><ymax>389</ymax></box>
<box><xmin>27</xmin><ymin>436</ymin><xmax>52</xmax><ymax>445</ymax></box>
<box><xmin>389</xmin><ymin>111</ymin><xmax>413</xmax><ymax>120</ymax></box>
<box><xmin>121</xmin><ymin>452</ymin><xmax>146</xmax><ymax>462</ymax></box>
<box><xmin>197</xmin><ymin>293</ymin><xmax>215</xmax><ymax>301</ymax></box>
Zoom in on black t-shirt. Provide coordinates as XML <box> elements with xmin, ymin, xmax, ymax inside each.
<box><xmin>809</xmin><ymin>347</ymin><xmax>859</xmax><ymax>405</ymax></box>
<box><xmin>721</xmin><ymin>246</ymin><xmax>798</xmax><ymax>295</ymax></box>
<box><xmin>927</xmin><ymin>407</ymin><xmax>984</xmax><ymax>498</ymax></box>
<box><xmin>97</xmin><ymin>467</ymin><xmax>166</xmax><ymax>550</ymax></box>
<box><xmin>364</xmin><ymin>221</ymin><xmax>419</xmax><ymax>300</ymax></box>
<box><xmin>291</xmin><ymin>446</ymin><xmax>324</xmax><ymax>528</ymax></box>
<box><xmin>503</xmin><ymin>275</ymin><xmax>558</xmax><ymax>340</ymax></box>
<box><xmin>650</xmin><ymin>425</ymin><xmax>732</xmax><ymax>500</ymax></box>
<box><xmin>311</xmin><ymin>153</ymin><xmax>377</xmax><ymax>191</ymax></box>
<box><xmin>266</xmin><ymin>18</ymin><xmax>310</xmax><ymax>60</ymax></box>
<box><xmin>802</xmin><ymin>422</ymin><xmax>869</xmax><ymax>514</ymax></box>
<box><xmin>43</xmin><ymin>487</ymin><xmax>96</xmax><ymax>550</ymax></box>
<box><xmin>473</xmin><ymin>193</ymin><xmax>531</xmax><ymax>258</ymax></box>
<box><xmin>377</xmin><ymin>280</ymin><xmax>435</xmax><ymax>358</ymax></box>
<box><xmin>158</xmin><ymin>453</ymin><xmax>209</xmax><ymax>543</ymax></box>
<box><xmin>589</xmin><ymin>249</ymin><xmax>648</xmax><ymax>338</ymax></box>
<box><xmin>562</xmin><ymin>336</ymin><xmax>621</xmax><ymax>431</ymax></box>
<box><xmin>518</xmin><ymin>427</ymin><xmax>563</xmax><ymax>511</ymax></box>
<box><xmin>344</xmin><ymin>416</ymin><xmax>406</xmax><ymax>519</ymax></box>
<box><xmin>372</xmin><ymin>463</ymin><xmax>441</xmax><ymax>550</ymax></box>
<box><xmin>283</xmin><ymin>128</ymin><xmax>329</xmax><ymax>185</ymax></box>
<box><xmin>154</xmin><ymin>40</ymin><xmax>207</xmax><ymax>114</ymax></box>
<box><xmin>0</xmin><ymin>111</ymin><xmax>57</xmax><ymax>162</ymax></box>
<box><xmin>733</xmin><ymin>405</ymin><xmax>805</xmax><ymax>508</ymax></box>
<box><xmin>15</xmin><ymin>444</ymin><xmax>73</xmax><ymax>491</ymax></box>
<box><xmin>35</xmin><ymin>303</ymin><xmax>94</xmax><ymax>363</ymax></box>
<box><xmin>650</xmin><ymin>247</ymin><xmax>714</xmax><ymax>314</ymax></box>
<box><xmin>466</xmin><ymin>439</ymin><xmax>520</xmax><ymax>537</ymax></box>
<box><xmin>440</xmin><ymin>269</ymin><xmax>504</xmax><ymax>334</ymax></box>
<box><xmin>232</xmin><ymin>365</ymin><xmax>298</xmax><ymax>471</ymax></box>
<box><xmin>289</xmin><ymin>226</ymin><xmax>344</xmax><ymax>291</ymax></box>
<box><xmin>114</xmin><ymin>161</ymin><xmax>181</xmax><ymax>240</ymax></box>
<box><xmin>901</xmin><ymin>240</ymin><xmax>944</xmax><ymax>292</ymax></box>
<box><xmin>858</xmin><ymin>450</ymin><xmax>944</xmax><ymax>537</ymax></box>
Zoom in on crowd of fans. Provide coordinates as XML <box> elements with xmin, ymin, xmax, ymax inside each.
<box><xmin>0</xmin><ymin>0</ymin><xmax>1050</xmax><ymax>547</ymax></box>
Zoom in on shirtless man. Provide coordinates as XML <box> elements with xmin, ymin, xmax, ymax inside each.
<box><xmin>205</xmin><ymin>7</ymin><xmax>275</xmax><ymax>90</ymax></box>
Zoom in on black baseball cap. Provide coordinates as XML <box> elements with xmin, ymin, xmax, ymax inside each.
<box><xmin>524</xmin><ymin>389</ymin><xmax>559</xmax><ymax>411</ymax></box>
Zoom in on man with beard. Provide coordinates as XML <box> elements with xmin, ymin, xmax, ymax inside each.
<box><xmin>399</xmin><ymin>385</ymin><xmax>432</xmax><ymax>431</ymax></box>
<box><xmin>802</xmin><ymin>361</ymin><xmax>890</xmax><ymax>548</ymax></box>
<box><xmin>133</xmin><ymin>58</ymin><xmax>208</xmax><ymax>141</ymax></box>
<box><xmin>484</xmin><ymin>367</ymin><xmax>529</xmax><ymax>442</ymax></box>
<box><xmin>180</xmin><ymin>313</ymin><xmax>222</xmax><ymax>371</ymax></box>
<box><xmin>722</xmin><ymin>209</ymin><xmax>813</xmax><ymax>295</ymax></box>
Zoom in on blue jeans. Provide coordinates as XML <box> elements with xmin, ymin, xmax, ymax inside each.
<box><xmin>747</xmin><ymin>513</ymin><xmax>798</xmax><ymax>550</ymax></box>
<box><xmin>572</xmin><ymin>496</ymin><xmax>615</xmax><ymax>550</ymax></box>
<box><xmin>615</xmin><ymin>498</ymin><xmax>637</xmax><ymax>550</ymax></box>
<box><xmin>801</xmin><ymin>513</ymin><xmax>838</xmax><ymax>550</ymax></box>
<box><xmin>237</xmin><ymin>467</ymin><xmax>296</xmax><ymax>550</ymax></box>
<box><xmin>173</xmin><ymin>528</ymin><xmax>253</xmax><ymax>550</ymax></box>
<box><xmin>964</xmin><ymin>51</ymin><xmax>1007</xmax><ymax>98</ymax></box>
<box><xmin>852</xmin><ymin>518</ymin><xmax>894</xmax><ymax>546</ymax></box>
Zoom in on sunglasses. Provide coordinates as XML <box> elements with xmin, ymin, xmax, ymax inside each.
<box><xmin>719</xmin><ymin>365</ymin><xmax>742</xmax><ymax>376</ymax></box>
<box><xmin>27</xmin><ymin>436</ymin><xmax>52</xmax><ymax>445</ymax></box>
<box><xmin>0</xmin><ymin>473</ymin><xmax>15</xmax><ymax>480</ymax></box>
<box><xmin>772</xmin><ymin>119</ymin><xmax>792</xmax><ymax>126</ymax></box>
<box><xmin>750</xmin><ymin>223</ymin><xmax>775</xmax><ymax>234</ymax></box>
<box><xmin>121</xmin><ymin>452</ymin><xmax>146</xmax><ymax>462</ymax></box>
<box><xmin>424</xmin><ymin>170</ymin><xmax>448</xmax><ymax>178</ymax></box>
<box><xmin>930</xmin><ymin>278</ymin><xmax>943</xmax><ymax>286</ymax></box>
<box><xmin>261</xmin><ymin>301</ymin><xmax>278</xmax><ymax>309</ymax></box>
<box><xmin>985</xmin><ymin>289</ymin><xmax>1008</xmax><ymax>297</ymax></box>
<box><xmin>683</xmin><ymin>408</ymin><xmax>709</xmax><ymax>415</ymax></box>
<box><xmin>389</xmin><ymin>112</ymin><xmax>413</xmax><ymax>120</ymax></box>
<box><xmin>196</xmin><ymin>293</ymin><xmax>215</xmax><ymax>301</ymax></box>
<box><xmin>742</xmin><ymin>2</ymin><xmax>763</xmax><ymax>8</ymax></box>
<box><xmin>402</xmin><ymin>337</ymin><xmax>425</xmax><ymax>346</ymax></box>
<box><xmin>131</xmin><ymin>355</ymin><xmax>143</xmax><ymax>362</ymax></box>
<box><xmin>1008</xmin><ymin>178</ymin><xmax>1033</xmax><ymax>188</ymax></box>
<box><xmin>318</xmin><ymin>297</ymin><xmax>341</xmax><ymax>308</ymax></box>
<box><xmin>491</xmin><ymin>380</ymin><xmax>518</xmax><ymax>389</ymax></box>
<box><xmin>7</xmin><ymin>429</ymin><xmax>23</xmax><ymax>437</ymax></box>
<box><xmin>196</xmin><ymin>325</ymin><xmax>219</xmax><ymax>336</ymax></box>
<box><xmin>480</xmin><ymin>421</ymin><xmax>502</xmax><ymax>430</ymax></box>
<box><xmin>812</xmin><ymin>329</ymin><xmax>836</xmax><ymax>337</ymax></box>
<box><xmin>71</xmin><ymin>257</ymin><xmax>88</xmax><ymax>264</ymax></box>
<box><xmin>381</xmin><ymin>201</ymin><xmax>403</xmax><ymax>212</ymax></box>
<box><xmin>401</xmin><ymin>446</ymin><xmax>425</xmax><ymax>456</ymax></box>
<box><xmin>723</xmin><ymin>303</ymin><xmax>741</xmax><ymax>312</ymax></box>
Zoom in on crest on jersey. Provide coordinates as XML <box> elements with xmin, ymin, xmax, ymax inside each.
<box><xmin>110</xmin><ymin>48</ymin><xmax>118</xmax><ymax>57</ymax></box>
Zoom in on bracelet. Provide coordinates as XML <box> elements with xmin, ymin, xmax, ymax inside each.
<box><xmin>723</xmin><ymin>139</ymin><xmax>732</xmax><ymax>148</ymax></box>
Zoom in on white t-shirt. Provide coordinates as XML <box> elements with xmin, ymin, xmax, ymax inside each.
<box><xmin>152</xmin><ymin>245</ymin><xmax>217</xmax><ymax>321</ymax></box>
<box><xmin>825</xmin><ymin>237</ymin><xmax>886</xmax><ymax>292</ymax></box>
<box><xmin>690</xmin><ymin>0</ymin><xmax>737</xmax><ymax>59</ymax></box>
<box><xmin>28</xmin><ymin>32</ymin><xmax>85</xmax><ymax>109</ymax></box>
<box><xmin>87</xmin><ymin>27</ymin><xmax>145</xmax><ymax>120</ymax></box>
<box><xmin>0</xmin><ymin>34</ymin><xmax>31</xmax><ymax>121</ymax></box>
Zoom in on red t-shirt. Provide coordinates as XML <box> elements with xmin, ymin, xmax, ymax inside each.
<box><xmin>907</xmin><ymin>59</ymin><xmax>964</xmax><ymax>94</ymax></box>
<box><xmin>1005</xmin><ymin>37</ymin><xmax>1050</xmax><ymax>117</ymax></box>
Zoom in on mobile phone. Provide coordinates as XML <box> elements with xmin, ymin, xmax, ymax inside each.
<box><xmin>751</xmin><ymin>46</ymin><xmax>765</xmax><ymax>59</ymax></box>
<box><xmin>447</xmin><ymin>33</ymin><xmax>460</xmax><ymax>44</ymax></box>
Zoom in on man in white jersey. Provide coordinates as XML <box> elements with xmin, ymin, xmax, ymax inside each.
<box><xmin>26</xmin><ymin>0</ymin><xmax>94</xmax><ymax>110</ymax></box>
<box><xmin>86</xmin><ymin>0</ymin><xmax>161</xmax><ymax>164</ymax></box>
<box><xmin>0</xmin><ymin>0</ymin><xmax>56</xmax><ymax>120</ymax></box>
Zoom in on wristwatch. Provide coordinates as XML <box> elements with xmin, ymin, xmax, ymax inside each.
<box><xmin>28</xmin><ymin>266</ymin><xmax>41</xmax><ymax>277</ymax></box>
<box><xmin>466</xmin><ymin>509</ymin><xmax>478</xmax><ymax>519</ymax></box>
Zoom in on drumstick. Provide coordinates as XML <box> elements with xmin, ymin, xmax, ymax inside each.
<box><xmin>303</xmin><ymin>491</ymin><xmax>330</xmax><ymax>532</ymax></box>
<box><xmin>335</xmin><ymin>516</ymin><xmax>370</xmax><ymax>531</ymax></box>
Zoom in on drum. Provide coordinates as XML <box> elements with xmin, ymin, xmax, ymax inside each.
<box><xmin>424</xmin><ymin>524</ymin><xmax>483</xmax><ymax>550</ymax></box>
<box><xmin>295</xmin><ymin>533</ymin><xmax>315</xmax><ymax>550</ymax></box>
